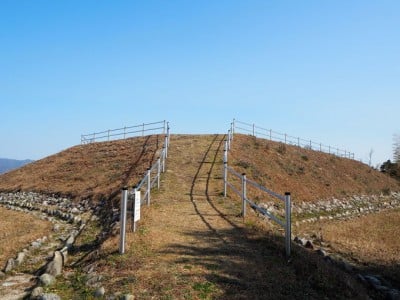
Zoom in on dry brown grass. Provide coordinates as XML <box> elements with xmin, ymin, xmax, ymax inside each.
<box><xmin>0</xmin><ymin>207</ymin><xmax>52</xmax><ymax>267</ymax></box>
<box><xmin>0</xmin><ymin>135</ymin><xmax>163</xmax><ymax>203</ymax></box>
<box><xmin>1</xmin><ymin>133</ymin><xmax>398</xmax><ymax>298</ymax></box>
<box><xmin>70</xmin><ymin>134</ymin><xmax>375</xmax><ymax>299</ymax></box>
<box><xmin>229</xmin><ymin>134</ymin><xmax>400</xmax><ymax>202</ymax></box>
<box><xmin>296</xmin><ymin>208</ymin><xmax>400</xmax><ymax>287</ymax></box>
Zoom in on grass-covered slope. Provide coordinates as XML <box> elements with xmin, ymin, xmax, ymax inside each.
<box><xmin>0</xmin><ymin>135</ymin><xmax>163</xmax><ymax>202</ymax></box>
<box><xmin>228</xmin><ymin>134</ymin><xmax>399</xmax><ymax>202</ymax></box>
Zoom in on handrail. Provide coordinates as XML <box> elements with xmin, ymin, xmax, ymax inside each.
<box><xmin>223</xmin><ymin>123</ymin><xmax>292</xmax><ymax>257</ymax></box>
<box><xmin>233</xmin><ymin>119</ymin><xmax>355</xmax><ymax>160</ymax></box>
<box><xmin>81</xmin><ymin>120</ymin><xmax>167</xmax><ymax>144</ymax></box>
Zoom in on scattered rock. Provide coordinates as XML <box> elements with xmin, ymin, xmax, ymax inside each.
<box><xmin>39</xmin><ymin>273</ymin><xmax>55</xmax><ymax>286</ymax></box>
<box><xmin>39</xmin><ymin>293</ymin><xmax>61</xmax><ymax>300</ymax></box>
<box><xmin>45</xmin><ymin>251</ymin><xmax>63</xmax><ymax>277</ymax></box>
<box><xmin>31</xmin><ymin>286</ymin><xmax>44</xmax><ymax>299</ymax></box>
<box><xmin>4</xmin><ymin>258</ymin><xmax>15</xmax><ymax>272</ymax></box>
<box><xmin>94</xmin><ymin>286</ymin><xmax>105</xmax><ymax>298</ymax></box>
<box><xmin>16</xmin><ymin>251</ymin><xmax>26</xmax><ymax>265</ymax></box>
<box><xmin>121</xmin><ymin>294</ymin><xmax>135</xmax><ymax>300</ymax></box>
<box><xmin>316</xmin><ymin>248</ymin><xmax>327</xmax><ymax>257</ymax></box>
<box><xmin>304</xmin><ymin>240</ymin><xmax>314</xmax><ymax>249</ymax></box>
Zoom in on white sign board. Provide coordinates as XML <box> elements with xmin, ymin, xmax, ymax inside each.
<box><xmin>134</xmin><ymin>190</ymin><xmax>141</xmax><ymax>222</ymax></box>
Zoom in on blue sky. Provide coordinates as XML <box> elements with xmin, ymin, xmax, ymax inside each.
<box><xmin>0</xmin><ymin>1</ymin><xmax>399</xmax><ymax>166</ymax></box>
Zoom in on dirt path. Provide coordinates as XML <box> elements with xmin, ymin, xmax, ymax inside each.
<box><xmin>112</xmin><ymin>134</ymin><xmax>370</xmax><ymax>299</ymax></box>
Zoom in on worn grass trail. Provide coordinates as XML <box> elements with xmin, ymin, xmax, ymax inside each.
<box><xmin>108</xmin><ymin>134</ymin><xmax>370</xmax><ymax>299</ymax></box>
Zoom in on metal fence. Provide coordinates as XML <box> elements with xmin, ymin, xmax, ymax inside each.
<box><xmin>223</xmin><ymin>130</ymin><xmax>292</xmax><ymax>257</ymax></box>
<box><xmin>231</xmin><ymin>119</ymin><xmax>355</xmax><ymax>159</ymax></box>
<box><xmin>119</xmin><ymin>123</ymin><xmax>170</xmax><ymax>254</ymax></box>
<box><xmin>81</xmin><ymin>120</ymin><xmax>168</xmax><ymax>144</ymax></box>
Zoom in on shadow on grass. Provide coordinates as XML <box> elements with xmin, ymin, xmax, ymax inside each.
<box><xmin>181</xmin><ymin>135</ymin><xmax>378</xmax><ymax>299</ymax></box>
<box><xmin>161</xmin><ymin>228</ymin><xmax>376</xmax><ymax>300</ymax></box>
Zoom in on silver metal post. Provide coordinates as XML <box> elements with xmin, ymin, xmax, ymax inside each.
<box><xmin>232</xmin><ymin>119</ymin><xmax>235</xmax><ymax>135</ymax></box>
<box><xmin>147</xmin><ymin>168</ymin><xmax>151</xmax><ymax>206</ymax></box>
<box><xmin>223</xmin><ymin>146</ymin><xmax>228</xmax><ymax>197</ymax></box>
<box><xmin>161</xmin><ymin>147</ymin><xmax>166</xmax><ymax>173</ymax></box>
<box><xmin>252</xmin><ymin>124</ymin><xmax>255</xmax><ymax>136</ymax></box>
<box><xmin>157</xmin><ymin>158</ymin><xmax>161</xmax><ymax>189</ymax></box>
<box><xmin>108</xmin><ymin>130</ymin><xmax>110</xmax><ymax>141</ymax></box>
<box><xmin>320</xmin><ymin>143</ymin><xmax>322</xmax><ymax>152</ymax></box>
<box><xmin>242</xmin><ymin>173</ymin><xmax>247</xmax><ymax>217</ymax></box>
<box><xmin>124</xmin><ymin>127</ymin><xmax>126</xmax><ymax>139</ymax></box>
<box><xmin>227</xmin><ymin>130</ymin><xmax>231</xmax><ymax>150</ymax></box>
<box><xmin>285</xmin><ymin>192</ymin><xmax>291</xmax><ymax>257</ymax></box>
<box><xmin>269</xmin><ymin>129</ymin><xmax>272</xmax><ymax>140</ymax></box>
<box><xmin>310</xmin><ymin>140</ymin><xmax>312</xmax><ymax>149</ymax></box>
<box><xmin>297</xmin><ymin>137</ymin><xmax>300</xmax><ymax>147</ymax></box>
<box><xmin>142</xmin><ymin>123</ymin><xmax>145</xmax><ymax>136</ymax></box>
<box><xmin>285</xmin><ymin>134</ymin><xmax>287</xmax><ymax>144</ymax></box>
<box><xmin>119</xmin><ymin>187</ymin><xmax>128</xmax><ymax>254</ymax></box>
<box><xmin>164</xmin><ymin>135</ymin><xmax>168</xmax><ymax>158</ymax></box>
<box><xmin>167</xmin><ymin>122</ymin><xmax>170</xmax><ymax>147</ymax></box>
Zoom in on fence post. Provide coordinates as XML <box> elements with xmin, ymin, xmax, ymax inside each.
<box><xmin>269</xmin><ymin>129</ymin><xmax>272</xmax><ymax>140</ymax></box>
<box><xmin>223</xmin><ymin>143</ymin><xmax>228</xmax><ymax>197</ymax></box>
<box><xmin>285</xmin><ymin>192</ymin><xmax>291</xmax><ymax>258</ymax></box>
<box><xmin>231</xmin><ymin>122</ymin><xmax>234</xmax><ymax>139</ymax></box>
<box><xmin>124</xmin><ymin>127</ymin><xmax>126</xmax><ymax>139</ymax></box>
<box><xmin>320</xmin><ymin>143</ymin><xmax>322</xmax><ymax>152</ymax></box>
<box><xmin>161</xmin><ymin>147</ymin><xmax>166</xmax><ymax>173</ymax></box>
<box><xmin>252</xmin><ymin>124</ymin><xmax>255</xmax><ymax>136</ymax></box>
<box><xmin>167</xmin><ymin>122</ymin><xmax>170</xmax><ymax>147</ymax></box>
<box><xmin>309</xmin><ymin>140</ymin><xmax>312</xmax><ymax>149</ymax></box>
<box><xmin>328</xmin><ymin>145</ymin><xmax>331</xmax><ymax>154</ymax></box>
<box><xmin>108</xmin><ymin>130</ymin><xmax>110</xmax><ymax>141</ymax></box>
<box><xmin>142</xmin><ymin>123</ymin><xmax>145</xmax><ymax>136</ymax></box>
<box><xmin>241</xmin><ymin>173</ymin><xmax>247</xmax><ymax>218</ymax></box>
<box><xmin>285</xmin><ymin>134</ymin><xmax>287</xmax><ymax>144</ymax></box>
<box><xmin>157</xmin><ymin>158</ymin><xmax>161</xmax><ymax>189</ymax></box>
<box><xmin>164</xmin><ymin>135</ymin><xmax>168</xmax><ymax>158</ymax></box>
<box><xmin>297</xmin><ymin>137</ymin><xmax>300</xmax><ymax>147</ymax></box>
<box><xmin>227</xmin><ymin>130</ymin><xmax>231</xmax><ymax>150</ymax></box>
<box><xmin>232</xmin><ymin>119</ymin><xmax>235</xmax><ymax>135</ymax></box>
<box><xmin>119</xmin><ymin>187</ymin><xmax>128</xmax><ymax>254</ymax></box>
<box><xmin>147</xmin><ymin>168</ymin><xmax>151</xmax><ymax>206</ymax></box>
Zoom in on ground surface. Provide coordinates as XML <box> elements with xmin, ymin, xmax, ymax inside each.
<box><xmin>0</xmin><ymin>207</ymin><xmax>51</xmax><ymax>267</ymax></box>
<box><xmin>0</xmin><ymin>134</ymin><xmax>399</xmax><ymax>299</ymax></box>
<box><xmin>87</xmin><ymin>134</ymin><xmax>375</xmax><ymax>299</ymax></box>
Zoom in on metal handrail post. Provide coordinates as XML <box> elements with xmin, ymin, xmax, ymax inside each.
<box><xmin>164</xmin><ymin>135</ymin><xmax>168</xmax><ymax>158</ymax></box>
<box><xmin>119</xmin><ymin>187</ymin><xmax>128</xmax><ymax>254</ymax></box>
<box><xmin>147</xmin><ymin>168</ymin><xmax>151</xmax><ymax>206</ymax></box>
<box><xmin>285</xmin><ymin>192</ymin><xmax>291</xmax><ymax>257</ymax></box>
<box><xmin>227</xmin><ymin>130</ymin><xmax>231</xmax><ymax>150</ymax></box>
<box><xmin>223</xmin><ymin>145</ymin><xmax>228</xmax><ymax>197</ymax></box>
<box><xmin>157</xmin><ymin>158</ymin><xmax>161</xmax><ymax>189</ymax></box>
<box><xmin>161</xmin><ymin>148</ymin><xmax>166</xmax><ymax>173</ymax></box>
<box><xmin>242</xmin><ymin>173</ymin><xmax>247</xmax><ymax>218</ymax></box>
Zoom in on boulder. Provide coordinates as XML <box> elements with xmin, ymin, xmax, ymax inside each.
<box><xmin>4</xmin><ymin>258</ymin><xmax>15</xmax><ymax>272</ymax></box>
<box><xmin>45</xmin><ymin>251</ymin><xmax>63</xmax><ymax>277</ymax></box>
<box><xmin>39</xmin><ymin>273</ymin><xmax>55</xmax><ymax>286</ymax></box>
<box><xmin>30</xmin><ymin>286</ymin><xmax>44</xmax><ymax>299</ymax></box>
<box><xmin>39</xmin><ymin>293</ymin><xmax>61</xmax><ymax>300</ymax></box>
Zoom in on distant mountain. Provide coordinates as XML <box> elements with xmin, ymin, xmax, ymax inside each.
<box><xmin>0</xmin><ymin>158</ymin><xmax>34</xmax><ymax>174</ymax></box>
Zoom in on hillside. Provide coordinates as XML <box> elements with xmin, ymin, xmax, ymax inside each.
<box><xmin>228</xmin><ymin>134</ymin><xmax>399</xmax><ymax>202</ymax></box>
<box><xmin>1</xmin><ymin>134</ymin><xmax>399</xmax><ymax>299</ymax></box>
<box><xmin>0</xmin><ymin>158</ymin><xmax>33</xmax><ymax>174</ymax></box>
<box><xmin>0</xmin><ymin>134</ymin><xmax>397</xmax><ymax>204</ymax></box>
<box><xmin>0</xmin><ymin>135</ymin><xmax>163</xmax><ymax>202</ymax></box>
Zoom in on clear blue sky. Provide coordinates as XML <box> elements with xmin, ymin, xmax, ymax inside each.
<box><xmin>1</xmin><ymin>1</ymin><xmax>399</xmax><ymax>166</ymax></box>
